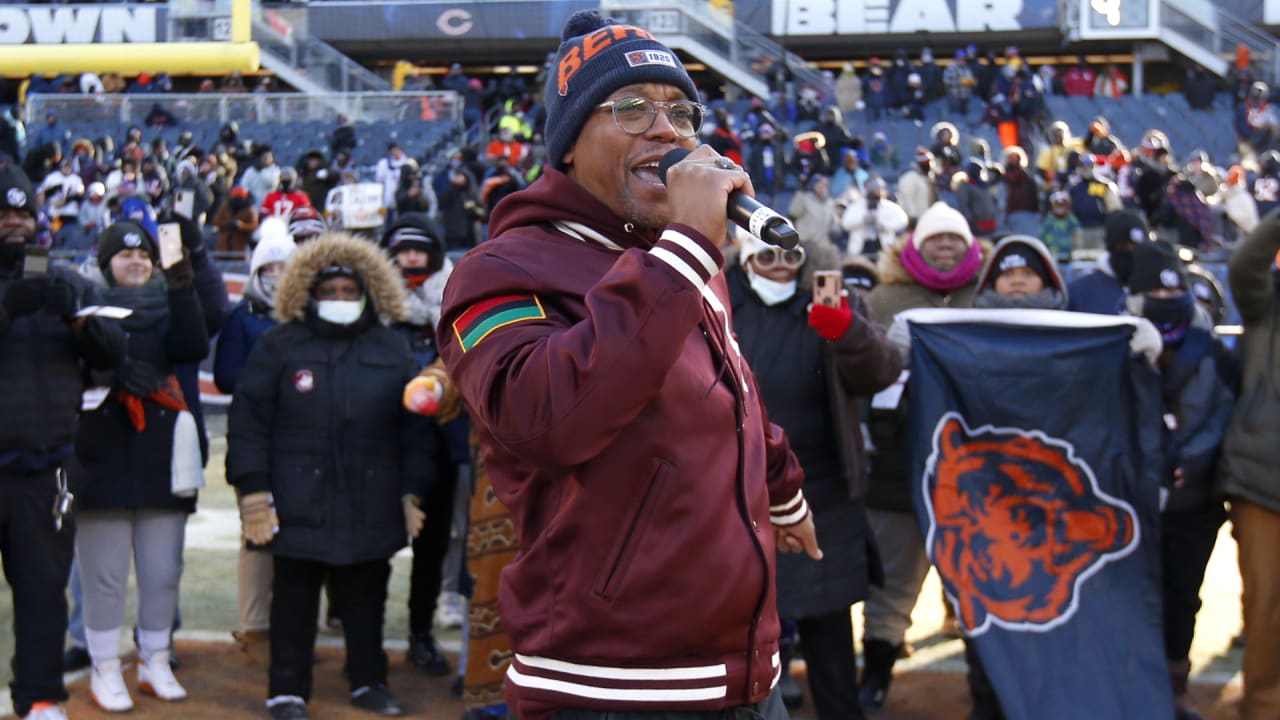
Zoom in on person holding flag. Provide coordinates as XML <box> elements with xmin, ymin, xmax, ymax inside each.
<box><xmin>860</xmin><ymin>202</ymin><xmax>990</xmax><ymax>710</ymax></box>
<box><xmin>894</xmin><ymin>238</ymin><xmax>1172</xmax><ymax>720</ymax></box>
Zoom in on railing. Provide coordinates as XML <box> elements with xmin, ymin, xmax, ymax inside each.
<box><xmin>1063</xmin><ymin>0</ymin><xmax>1280</xmax><ymax>85</ymax></box>
<box><xmin>1164</xmin><ymin>0</ymin><xmax>1280</xmax><ymax>86</ymax></box>
<box><xmin>251</xmin><ymin>9</ymin><xmax>391</xmax><ymax>94</ymax></box>
<box><xmin>600</xmin><ymin>0</ymin><xmax>832</xmax><ymax>101</ymax></box>
<box><xmin>24</xmin><ymin>91</ymin><xmax>462</xmax><ymax>127</ymax></box>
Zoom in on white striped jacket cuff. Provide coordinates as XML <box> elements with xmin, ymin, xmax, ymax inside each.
<box><xmin>770</xmin><ymin>490</ymin><xmax>810</xmax><ymax>527</ymax></box>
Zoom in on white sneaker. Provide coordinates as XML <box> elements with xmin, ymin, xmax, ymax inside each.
<box><xmin>138</xmin><ymin>651</ymin><xmax>187</xmax><ymax>701</ymax></box>
<box><xmin>91</xmin><ymin>659</ymin><xmax>134</xmax><ymax>712</ymax></box>
<box><xmin>21</xmin><ymin>703</ymin><xmax>67</xmax><ymax>720</ymax></box>
<box><xmin>433</xmin><ymin>591</ymin><xmax>466</xmax><ymax>629</ymax></box>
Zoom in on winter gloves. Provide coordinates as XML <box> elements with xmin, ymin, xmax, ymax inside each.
<box><xmin>162</xmin><ymin>255</ymin><xmax>194</xmax><ymax>291</ymax></box>
<box><xmin>2</xmin><ymin>277</ymin><xmax>76</xmax><ymax>320</ymax></box>
<box><xmin>239</xmin><ymin>490</ymin><xmax>423</xmax><ymax>544</ymax></box>
<box><xmin>808</xmin><ymin>297</ymin><xmax>853</xmax><ymax>341</ymax></box>
<box><xmin>239</xmin><ymin>491</ymin><xmax>278</xmax><ymax>545</ymax></box>
<box><xmin>114</xmin><ymin>358</ymin><xmax>164</xmax><ymax>397</ymax></box>
<box><xmin>402</xmin><ymin>494</ymin><xmax>426</xmax><ymax>539</ymax></box>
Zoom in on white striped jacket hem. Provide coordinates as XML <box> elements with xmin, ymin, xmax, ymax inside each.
<box><xmin>507</xmin><ymin>654</ymin><xmax>729</xmax><ymax>702</ymax></box>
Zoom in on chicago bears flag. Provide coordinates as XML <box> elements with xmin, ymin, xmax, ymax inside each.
<box><xmin>901</xmin><ymin>308</ymin><xmax>1173</xmax><ymax>720</ymax></box>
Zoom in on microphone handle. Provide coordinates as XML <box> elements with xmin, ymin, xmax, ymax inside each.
<box><xmin>727</xmin><ymin>191</ymin><xmax>800</xmax><ymax>250</ymax></box>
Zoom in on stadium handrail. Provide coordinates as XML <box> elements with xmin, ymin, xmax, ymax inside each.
<box><xmin>24</xmin><ymin>90</ymin><xmax>462</xmax><ymax>127</ymax></box>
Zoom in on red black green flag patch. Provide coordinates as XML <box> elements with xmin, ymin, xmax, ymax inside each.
<box><xmin>453</xmin><ymin>294</ymin><xmax>546</xmax><ymax>352</ymax></box>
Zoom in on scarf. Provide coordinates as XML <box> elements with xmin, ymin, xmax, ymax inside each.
<box><xmin>402</xmin><ymin>267</ymin><xmax>432</xmax><ymax>291</ymax></box>
<box><xmin>973</xmin><ymin>287</ymin><xmax>1066</xmax><ymax>310</ymax></box>
<box><xmin>900</xmin><ymin>238</ymin><xmax>982</xmax><ymax>292</ymax></box>
<box><xmin>102</xmin><ymin>275</ymin><xmax>169</xmax><ymax>332</ymax></box>
<box><xmin>116</xmin><ymin>374</ymin><xmax>188</xmax><ymax>432</ymax></box>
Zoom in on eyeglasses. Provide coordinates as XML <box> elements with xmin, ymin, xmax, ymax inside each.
<box><xmin>751</xmin><ymin>246</ymin><xmax>806</xmax><ymax>269</ymax></box>
<box><xmin>595</xmin><ymin>97</ymin><xmax>706</xmax><ymax>138</ymax></box>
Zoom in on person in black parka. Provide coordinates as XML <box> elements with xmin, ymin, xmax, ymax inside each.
<box><xmin>227</xmin><ymin>232</ymin><xmax>433</xmax><ymax>720</ymax></box>
<box><xmin>727</xmin><ymin>232</ymin><xmax>901</xmax><ymax>720</ymax></box>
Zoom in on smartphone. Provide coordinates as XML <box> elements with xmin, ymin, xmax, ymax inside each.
<box><xmin>173</xmin><ymin>189</ymin><xmax>195</xmax><ymax>220</ymax></box>
<box><xmin>157</xmin><ymin>223</ymin><xmax>184</xmax><ymax>270</ymax></box>
<box><xmin>813</xmin><ymin>270</ymin><xmax>843</xmax><ymax>308</ymax></box>
<box><xmin>22</xmin><ymin>246</ymin><xmax>49</xmax><ymax>278</ymax></box>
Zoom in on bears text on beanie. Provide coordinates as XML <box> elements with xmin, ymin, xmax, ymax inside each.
<box><xmin>544</xmin><ymin>10</ymin><xmax>699</xmax><ymax>172</ymax></box>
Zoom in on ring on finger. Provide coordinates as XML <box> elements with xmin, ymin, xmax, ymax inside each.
<box><xmin>713</xmin><ymin>156</ymin><xmax>738</xmax><ymax>171</ymax></box>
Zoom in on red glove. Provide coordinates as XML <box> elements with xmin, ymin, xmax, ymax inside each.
<box><xmin>808</xmin><ymin>298</ymin><xmax>853</xmax><ymax>341</ymax></box>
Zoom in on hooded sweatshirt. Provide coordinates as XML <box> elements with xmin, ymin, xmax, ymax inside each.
<box><xmin>436</xmin><ymin>168</ymin><xmax>806</xmax><ymax>719</ymax></box>
<box><xmin>973</xmin><ymin>235</ymin><xmax>1069</xmax><ymax>310</ymax></box>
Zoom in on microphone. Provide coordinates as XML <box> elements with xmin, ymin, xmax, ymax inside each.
<box><xmin>658</xmin><ymin>148</ymin><xmax>800</xmax><ymax>250</ymax></box>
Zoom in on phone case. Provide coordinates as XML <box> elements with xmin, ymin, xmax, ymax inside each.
<box><xmin>157</xmin><ymin>224</ymin><xmax>184</xmax><ymax>269</ymax></box>
<box><xmin>814</xmin><ymin>271</ymin><xmax>842</xmax><ymax>308</ymax></box>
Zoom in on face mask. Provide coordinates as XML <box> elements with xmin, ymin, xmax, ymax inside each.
<box><xmin>1143</xmin><ymin>293</ymin><xmax>1194</xmax><ymax>345</ymax></box>
<box><xmin>1109</xmin><ymin>249</ymin><xmax>1135</xmax><ymax>283</ymax></box>
<box><xmin>748</xmin><ymin>269</ymin><xmax>797</xmax><ymax>306</ymax></box>
<box><xmin>316</xmin><ymin>297</ymin><xmax>365</xmax><ymax>325</ymax></box>
<box><xmin>259</xmin><ymin>276</ymin><xmax>279</xmax><ymax>299</ymax></box>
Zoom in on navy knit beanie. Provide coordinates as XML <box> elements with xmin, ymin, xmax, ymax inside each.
<box><xmin>97</xmin><ymin>220</ymin><xmax>159</xmax><ymax>273</ymax></box>
<box><xmin>0</xmin><ymin>164</ymin><xmax>36</xmax><ymax>216</ymax></box>
<box><xmin>544</xmin><ymin>10</ymin><xmax>699</xmax><ymax>171</ymax></box>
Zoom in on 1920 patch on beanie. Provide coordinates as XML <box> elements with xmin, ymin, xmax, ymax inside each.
<box><xmin>544</xmin><ymin>10</ymin><xmax>699</xmax><ymax>171</ymax></box>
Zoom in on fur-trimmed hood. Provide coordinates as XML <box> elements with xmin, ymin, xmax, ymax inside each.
<box><xmin>875</xmin><ymin>235</ymin><xmax>994</xmax><ymax>288</ymax></box>
<box><xmin>274</xmin><ymin>231</ymin><xmax>407</xmax><ymax>324</ymax></box>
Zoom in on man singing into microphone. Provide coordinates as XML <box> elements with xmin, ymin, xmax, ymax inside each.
<box><xmin>437</xmin><ymin>10</ymin><xmax>819</xmax><ymax>720</ymax></box>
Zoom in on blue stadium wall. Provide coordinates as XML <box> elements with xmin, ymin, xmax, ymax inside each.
<box><xmin>301</xmin><ymin>0</ymin><xmax>1278</xmax><ymax>63</ymax></box>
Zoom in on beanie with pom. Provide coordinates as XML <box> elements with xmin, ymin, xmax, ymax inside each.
<box><xmin>543</xmin><ymin>10</ymin><xmax>699</xmax><ymax>172</ymax></box>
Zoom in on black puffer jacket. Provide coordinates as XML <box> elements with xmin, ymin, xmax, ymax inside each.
<box><xmin>227</xmin><ymin>233</ymin><xmax>432</xmax><ymax>565</ymax></box>
<box><xmin>727</xmin><ymin>265</ymin><xmax>899</xmax><ymax>619</ymax></box>
<box><xmin>74</xmin><ymin>281</ymin><xmax>210</xmax><ymax>512</ymax></box>
<box><xmin>0</xmin><ymin>266</ymin><xmax>125</xmax><ymax>466</ymax></box>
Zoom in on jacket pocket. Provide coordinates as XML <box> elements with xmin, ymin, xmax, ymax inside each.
<box><xmin>274</xmin><ymin>456</ymin><xmax>327</xmax><ymax>528</ymax></box>
<box><xmin>592</xmin><ymin>458</ymin><xmax>672</xmax><ymax>602</ymax></box>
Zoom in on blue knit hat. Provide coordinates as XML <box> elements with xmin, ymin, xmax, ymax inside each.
<box><xmin>544</xmin><ymin>10</ymin><xmax>699</xmax><ymax>171</ymax></box>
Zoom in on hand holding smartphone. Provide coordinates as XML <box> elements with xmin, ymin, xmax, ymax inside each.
<box><xmin>173</xmin><ymin>189</ymin><xmax>195</xmax><ymax>220</ymax></box>
<box><xmin>22</xmin><ymin>246</ymin><xmax>49</xmax><ymax>278</ymax></box>
<box><xmin>157</xmin><ymin>223</ymin><xmax>184</xmax><ymax>270</ymax></box>
<box><xmin>813</xmin><ymin>270</ymin><xmax>843</xmax><ymax>309</ymax></box>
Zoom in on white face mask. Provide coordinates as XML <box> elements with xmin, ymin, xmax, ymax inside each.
<box><xmin>316</xmin><ymin>297</ymin><xmax>365</xmax><ymax>325</ymax></box>
<box><xmin>747</xmin><ymin>268</ymin><xmax>797</xmax><ymax>306</ymax></box>
<box><xmin>259</xmin><ymin>275</ymin><xmax>279</xmax><ymax>299</ymax></box>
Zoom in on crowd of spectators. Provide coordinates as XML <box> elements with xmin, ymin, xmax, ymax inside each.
<box><xmin>2</xmin><ymin>41</ymin><xmax>1279</xmax><ymax>720</ymax></box>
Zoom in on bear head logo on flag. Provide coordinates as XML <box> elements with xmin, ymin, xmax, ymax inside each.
<box><xmin>922</xmin><ymin>412</ymin><xmax>1139</xmax><ymax>636</ymax></box>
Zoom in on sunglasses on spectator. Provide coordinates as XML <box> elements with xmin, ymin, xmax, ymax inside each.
<box><xmin>751</xmin><ymin>246</ymin><xmax>806</xmax><ymax>269</ymax></box>
<box><xmin>595</xmin><ymin>97</ymin><xmax>706</xmax><ymax>138</ymax></box>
